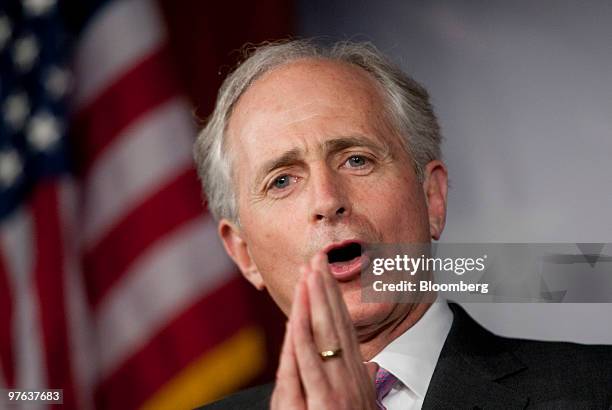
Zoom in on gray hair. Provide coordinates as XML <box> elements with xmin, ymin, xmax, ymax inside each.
<box><xmin>194</xmin><ymin>39</ymin><xmax>442</xmax><ymax>222</ymax></box>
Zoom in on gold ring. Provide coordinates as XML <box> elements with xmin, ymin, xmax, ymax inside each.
<box><xmin>319</xmin><ymin>348</ymin><xmax>343</xmax><ymax>360</ymax></box>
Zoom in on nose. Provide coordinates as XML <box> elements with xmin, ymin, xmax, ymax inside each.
<box><xmin>309</xmin><ymin>165</ymin><xmax>351</xmax><ymax>223</ymax></box>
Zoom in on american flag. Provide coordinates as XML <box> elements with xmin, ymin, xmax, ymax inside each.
<box><xmin>0</xmin><ymin>0</ymin><xmax>274</xmax><ymax>408</ymax></box>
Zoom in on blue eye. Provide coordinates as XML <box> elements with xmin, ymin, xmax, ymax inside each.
<box><xmin>346</xmin><ymin>155</ymin><xmax>367</xmax><ymax>167</ymax></box>
<box><xmin>272</xmin><ymin>175</ymin><xmax>291</xmax><ymax>189</ymax></box>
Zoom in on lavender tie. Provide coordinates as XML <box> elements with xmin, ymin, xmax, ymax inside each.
<box><xmin>374</xmin><ymin>367</ymin><xmax>398</xmax><ymax>410</ymax></box>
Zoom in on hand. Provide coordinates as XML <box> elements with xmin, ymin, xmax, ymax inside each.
<box><xmin>270</xmin><ymin>252</ymin><xmax>379</xmax><ymax>410</ymax></box>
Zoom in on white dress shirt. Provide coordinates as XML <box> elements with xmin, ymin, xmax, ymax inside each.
<box><xmin>370</xmin><ymin>300</ymin><xmax>453</xmax><ymax>410</ymax></box>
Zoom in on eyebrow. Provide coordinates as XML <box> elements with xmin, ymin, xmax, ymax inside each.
<box><xmin>253</xmin><ymin>135</ymin><xmax>389</xmax><ymax>188</ymax></box>
<box><xmin>322</xmin><ymin>135</ymin><xmax>388</xmax><ymax>156</ymax></box>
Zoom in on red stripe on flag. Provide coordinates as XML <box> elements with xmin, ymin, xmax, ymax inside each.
<box><xmin>72</xmin><ymin>46</ymin><xmax>179</xmax><ymax>176</ymax></box>
<box><xmin>94</xmin><ymin>274</ymin><xmax>255</xmax><ymax>410</ymax></box>
<box><xmin>84</xmin><ymin>167</ymin><xmax>204</xmax><ymax>308</ymax></box>
<box><xmin>0</xmin><ymin>248</ymin><xmax>15</xmax><ymax>387</ymax></box>
<box><xmin>30</xmin><ymin>181</ymin><xmax>77</xmax><ymax>408</ymax></box>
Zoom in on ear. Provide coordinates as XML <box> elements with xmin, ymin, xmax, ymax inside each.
<box><xmin>218</xmin><ymin>219</ymin><xmax>265</xmax><ymax>290</ymax></box>
<box><xmin>422</xmin><ymin>160</ymin><xmax>448</xmax><ymax>240</ymax></box>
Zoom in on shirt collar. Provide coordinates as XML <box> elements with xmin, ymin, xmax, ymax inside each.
<box><xmin>370</xmin><ymin>299</ymin><xmax>453</xmax><ymax>398</ymax></box>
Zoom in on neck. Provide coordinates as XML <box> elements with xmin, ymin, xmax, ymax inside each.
<box><xmin>358</xmin><ymin>299</ymin><xmax>434</xmax><ymax>361</ymax></box>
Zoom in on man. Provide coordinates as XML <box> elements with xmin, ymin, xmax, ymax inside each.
<box><xmin>194</xmin><ymin>40</ymin><xmax>612</xmax><ymax>409</ymax></box>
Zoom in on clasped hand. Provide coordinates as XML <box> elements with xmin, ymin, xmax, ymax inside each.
<box><xmin>270</xmin><ymin>252</ymin><xmax>379</xmax><ymax>410</ymax></box>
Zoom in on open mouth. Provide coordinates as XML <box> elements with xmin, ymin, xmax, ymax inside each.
<box><xmin>327</xmin><ymin>242</ymin><xmax>362</xmax><ymax>264</ymax></box>
<box><xmin>325</xmin><ymin>241</ymin><xmax>365</xmax><ymax>280</ymax></box>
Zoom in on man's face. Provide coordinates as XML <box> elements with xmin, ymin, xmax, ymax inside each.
<box><xmin>220</xmin><ymin>59</ymin><xmax>447</xmax><ymax>339</ymax></box>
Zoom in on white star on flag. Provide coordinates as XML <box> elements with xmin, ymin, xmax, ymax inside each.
<box><xmin>27</xmin><ymin>111</ymin><xmax>61</xmax><ymax>151</ymax></box>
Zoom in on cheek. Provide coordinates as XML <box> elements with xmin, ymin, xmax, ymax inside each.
<box><xmin>240</xmin><ymin>210</ymin><xmax>306</xmax><ymax>312</ymax></box>
<box><xmin>351</xmin><ymin>174</ymin><xmax>429</xmax><ymax>242</ymax></box>
<box><xmin>243</xmin><ymin>207</ymin><xmax>304</xmax><ymax>261</ymax></box>
<box><xmin>246</xmin><ymin>222</ymin><xmax>296</xmax><ymax>270</ymax></box>
<box><xmin>250</xmin><ymin>238</ymin><xmax>301</xmax><ymax>314</ymax></box>
<box><xmin>259</xmin><ymin>269</ymin><xmax>299</xmax><ymax>315</ymax></box>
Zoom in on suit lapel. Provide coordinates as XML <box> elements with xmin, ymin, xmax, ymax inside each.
<box><xmin>423</xmin><ymin>303</ymin><xmax>530</xmax><ymax>409</ymax></box>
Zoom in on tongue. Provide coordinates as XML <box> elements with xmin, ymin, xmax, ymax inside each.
<box><xmin>329</xmin><ymin>255</ymin><xmax>360</xmax><ymax>267</ymax></box>
<box><xmin>327</xmin><ymin>255</ymin><xmax>363</xmax><ymax>280</ymax></box>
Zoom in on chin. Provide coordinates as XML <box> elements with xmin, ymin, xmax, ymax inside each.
<box><xmin>343</xmin><ymin>288</ymin><xmax>394</xmax><ymax>328</ymax></box>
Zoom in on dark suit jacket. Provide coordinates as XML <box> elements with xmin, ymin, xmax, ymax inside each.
<box><xmin>200</xmin><ymin>303</ymin><xmax>612</xmax><ymax>409</ymax></box>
